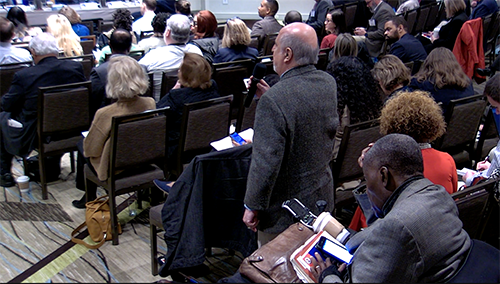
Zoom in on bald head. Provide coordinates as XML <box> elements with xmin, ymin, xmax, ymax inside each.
<box><xmin>110</xmin><ymin>28</ymin><xmax>132</xmax><ymax>54</ymax></box>
<box><xmin>272</xmin><ymin>22</ymin><xmax>319</xmax><ymax>75</ymax></box>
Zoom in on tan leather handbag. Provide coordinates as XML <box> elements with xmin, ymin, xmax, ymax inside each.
<box><xmin>71</xmin><ymin>195</ymin><xmax>122</xmax><ymax>249</ymax></box>
<box><xmin>239</xmin><ymin>223</ymin><xmax>315</xmax><ymax>283</ymax></box>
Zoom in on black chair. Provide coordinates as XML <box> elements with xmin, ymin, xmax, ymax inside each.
<box><xmin>331</xmin><ymin>119</ymin><xmax>382</xmax><ymax>216</ymax></box>
<box><xmin>473</xmin><ymin>107</ymin><xmax>499</xmax><ymax>165</ymax></box>
<box><xmin>37</xmin><ymin>81</ymin><xmax>92</xmax><ymax>200</ymax></box>
<box><xmin>84</xmin><ymin>108</ymin><xmax>169</xmax><ymax>245</ymax></box>
<box><xmin>424</xmin><ymin>2</ymin><xmax>440</xmax><ymax>32</ymax></box>
<box><xmin>168</xmin><ymin>95</ymin><xmax>233</xmax><ymax>179</ymax></box>
<box><xmin>235</xmin><ymin>96</ymin><xmax>258</xmax><ymax>133</ymax></box>
<box><xmin>160</xmin><ymin>69</ymin><xmax>179</xmax><ymax>100</ymax></box>
<box><xmin>404</xmin><ymin>8</ymin><xmax>418</xmax><ymax>35</ymax></box>
<box><xmin>104</xmin><ymin>50</ymin><xmax>145</xmax><ymax>62</ymax></box>
<box><xmin>433</xmin><ymin>94</ymin><xmax>488</xmax><ymax>168</ymax></box>
<box><xmin>344</xmin><ymin>2</ymin><xmax>358</xmax><ymax>32</ymax></box>
<box><xmin>483</xmin><ymin>12</ymin><xmax>499</xmax><ymax>64</ymax></box>
<box><xmin>58</xmin><ymin>54</ymin><xmax>95</xmax><ymax>80</ymax></box>
<box><xmin>316</xmin><ymin>49</ymin><xmax>331</xmax><ymax>71</ymax></box>
<box><xmin>414</xmin><ymin>5</ymin><xmax>430</xmax><ymax>35</ymax></box>
<box><xmin>0</xmin><ymin>61</ymin><xmax>33</xmax><ymax>97</ymax></box>
<box><xmin>80</xmin><ymin>35</ymin><xmax>96</xmax><ymax>55</ymax></box>
<box><xmin>261</xmin><ymin>32</ymin><xmax>279</xmax><ymax>56</ymax></box>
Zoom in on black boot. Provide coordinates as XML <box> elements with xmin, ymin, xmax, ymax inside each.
<box><xmin>72</xmin><ymin>192</ymin><xmax>97</xmax><ymax>209</ymax></box>
<box><xmin>476</xmin><ymin>67</ymin><xmax>492</xmax><ymax>77</ymax></box>
<box><xmin>0</xmin><ymin>173</ymin><xmax>15</xmax><ymax>187</ymax></box>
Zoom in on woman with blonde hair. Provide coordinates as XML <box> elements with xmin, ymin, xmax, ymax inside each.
<box><xmin>213</xmin><ymin>17</ymin><xmax>258</xmax><ymax>63</ymax></box>
<box><xmin>409</xmin><ymin>47</ymin><xmax>474</xmax><ymax>112</ymax></box>
<box><xmin>46</xmin><ymin>14</ymin><xmax>83</xmax><ymax>57</ymax></box>
<box><xmin>425</xmin><ymin>0</ymin><xmax>467</xmax><ymax>51</ymax></box>
<box><xmin>58</xmin><ymin>6</ymin><xmax>90</xmax><ymax>37</ymax></box>
<box><xmin>329</xmin><ymin>33</ymin><xmax>357</xmax><ymax>61</ymax></box>
<box><xmin>372</xmin><ymin>55</ymin><xmax>411</xmax><ymax>99</ymax></box>
<box><xmin>73</xmin><ymin>56</ymin><xmax>156</xmax><ymax>208</ymax></box>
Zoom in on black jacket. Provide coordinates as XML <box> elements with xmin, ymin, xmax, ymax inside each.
<box><xmin>159</xmin><ymin>144</ymin><xmax>257</xmax><ymax>276</ymax></box>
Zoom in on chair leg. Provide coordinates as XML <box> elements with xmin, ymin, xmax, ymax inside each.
<box><xmin>39</xmin><ymin>154</ymin><xmax>48</xmax><ymax>200</ymax></box>
<box><xmin>70</xmin><ymin>151</ymin><xmax>75</xmax><ymax>173</ymax></box>
<box><xmin>109</xmin><ymin>193</ymin><xmax>119</xmax><ymax>245</ymax></box>
<box><xmin>151</xmin><ymin>222</ymin><xmax>159</xmax><ymax>275</ymax></box>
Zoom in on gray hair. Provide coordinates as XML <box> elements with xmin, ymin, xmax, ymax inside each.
<box><xmin>166</xmin><ymin>14</ymin><xmax>191</xmax><ymax>43</ymax></box>
<box><xmin>29</xmin><ymin>32</ymin><xmax>59</xmax><ymax>55</ymax></box>
<box><xmin>278</xmin><ymin>31</ymin><xmax>318</xmax><ymax>65</ymax></box>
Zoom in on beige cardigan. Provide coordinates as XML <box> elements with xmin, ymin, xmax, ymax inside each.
<box><xmin>83</xmin><ymin>96</ymin><xmax>156</xmax><ymax>181</ymax></box>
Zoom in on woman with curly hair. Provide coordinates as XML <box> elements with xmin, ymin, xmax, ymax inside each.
<box><xmin>326</xmin><ymin>56</ymin><xmax>383</xmax><ymax>158</ymax></box>
<box><xmin>409</xmin><ymin>47</ymin><xmax>474</xmax><ymax>112</ymax></box>
<box><xmin>349</xmin><ymin>90</ymin><xmax>458</xmax><ymax>231</ymax></box>
<box><xmin>371</xmin><ymin>55</ymin><xmax>411</xmax><ymax>100</ymax></box>
<box><xmin>46</xmin><ymin>14</ymin><xmax>83</xmax><ymax>57</ymax></box>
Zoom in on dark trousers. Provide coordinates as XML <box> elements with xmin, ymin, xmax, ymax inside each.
<box><xmin>76</xmin><ymin>139</ymin><xmax>97</xmax><ymax>199</ymax></box>
<box><xmin>0</xmin><ymin>125</ymin><xmax>14</xmax><ymax>175</ymax></box>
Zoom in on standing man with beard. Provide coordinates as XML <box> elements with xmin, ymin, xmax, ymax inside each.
<box><xmin>384</xmin><ymin>16</ymin><xmax>427</xmax><ymax>63</ymax></box>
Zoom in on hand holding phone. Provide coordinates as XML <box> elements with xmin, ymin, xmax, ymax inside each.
<box><xmin>315</xmin><ymin>236</ymin><xmax>353</xmax><ymax>264</ymax></box>
<box><xmin>230</xmin><ymin>132</ymin><xmax>246</xmax><ymax>145</ymax></box>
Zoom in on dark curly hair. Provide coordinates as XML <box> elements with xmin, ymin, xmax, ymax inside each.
<box><xmin>326</xmin><ymin>56</ymin><xmax>382</xmax><ymax>124</ymax></box>
<box><xmin>112</xmin><ymin>8</ymin><xmax>133</xmax><ymax>31</ymax></box>
<box><xmin>380</xmin><ymin>90</ymin><xmax>446</xmax><ymax>143</ymax></box>
<box><xmin>152</xmin><ymin>12</ymin><xmax>170</xmax><ymax>34</ymax></box>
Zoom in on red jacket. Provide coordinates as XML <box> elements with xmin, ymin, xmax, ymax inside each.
<box><xmin>453</xmin><ymin>17</ymin><xmax>486</xmax><ymax>84</ymax></box>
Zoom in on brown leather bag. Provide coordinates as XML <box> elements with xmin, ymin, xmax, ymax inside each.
<box><xmin>71</xmin><ymin>195</ymin><xmax>122</xmax><ymax>249</ymax></box>
<box><xmin>239</xmin><ymin>223</ymin><xmax>315</xmax><ymax>283</ymax></box>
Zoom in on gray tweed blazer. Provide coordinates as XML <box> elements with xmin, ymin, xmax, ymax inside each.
<box><xmin>244</xmin><ymin>64</ymin><xmax>338</xmax><ymax>234</ymax></box>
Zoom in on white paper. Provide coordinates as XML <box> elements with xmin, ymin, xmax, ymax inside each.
<box><xmin>210</xmin><ymin>128</ymin><xmax>254</xmax><ymax>151</ymax></box>
<box><xmin>81</xmin><ymin>131</ymin><xmax>89</xmax><ymax>138</ymax></box>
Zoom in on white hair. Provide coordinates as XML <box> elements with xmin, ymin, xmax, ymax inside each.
<box><xmin>28</xmin><ymin>32</ymin><xmax>59</xmax><ymax>55</ymax></box>
<box><xmin>166</xmin><ymin>14</ymin><xmax>191</xmax><ymax>43</ymax></box>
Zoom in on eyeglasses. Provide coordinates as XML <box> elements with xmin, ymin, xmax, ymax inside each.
<box><xmin>226</xmin><ymin>16</ymin><xmax>241</xmax><ymax>23</ymax></box>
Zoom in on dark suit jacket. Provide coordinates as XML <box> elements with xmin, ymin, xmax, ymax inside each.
<box><xmin>213</xmin><ymin>45</ymin><xmax>259</xmax><ymax>64</ymax></box>
<box><xmin>244</xmin><ymin>65</ymin><xmax>338</xmax><ymax>234</ymax></box>
<box><xmin>306</xmin><ymin>0</ymin><xmax>334</xmax><ymax>37</ymax></box>
<box><xmin>389</xmin><ymin>33</ymin><xmax>427</xmax><ymax>63</ymax></box>
<box><xmin>470</xmin><ymin>0</ymin><xmax>499</xmax><ymax>19</ymax></box>
<box><xmin>0</xmin><ymin>56</ymin><xmax>86</xmax><ymax>156</ymax></box>
<box><xmin>432</xmin><ymin>10</ymin><xmax>468</xmax><ymax>51</ymax></box>
<box><xmin>250</xmin><ymin>16</ymin><xmax>283</xmax><ymax>38</ymax></box>
<box><xmin>366</xmin><ymin>1</ymin><xmax>395</xmax><ymax>57</ymax></box>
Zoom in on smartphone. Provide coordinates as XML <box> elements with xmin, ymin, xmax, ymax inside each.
<box><xmin>230</xmin><ymin>132</ymin><xmax>246</xmax><ymax>145</ymax></box>
<box><xmin>282</xmin><ymin>198</ymin><xmax>316</xmax><ymax>228</ymax></box>
<box><xmin>315</xmin><ymin>236</ymin><xmax>353</xmax><ymax>264</ymax></box>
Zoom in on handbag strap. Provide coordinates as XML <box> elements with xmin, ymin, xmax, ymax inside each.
<box><xmin>71</xmin><ymin>221</ymin><xmax>107</xmax><ymax>249</ymax></box>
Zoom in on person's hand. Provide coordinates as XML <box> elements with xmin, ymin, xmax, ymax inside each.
<box><xmin>358</xmin><ymin>143</ymin><xmax>374</xmax><ymax>168</ymax></box>
<box><xmin>231</xmin><ymin>137</ymin><xmax>252</xmax><ymax>147</ymax></box>
<box><xmin>354</xmin><ymin>27</ymin><xmax>366</xmax><ymax>36</ymax></box>
<box><xmin>462</xmin><ymin>170</ymin><xmax>476</xmax><ymax>182</ymax></box>
<box><xmin>471</xmin><ymin>0</ymin><xmax>477</xmax><ymax>7</ymax></box>
<box><xmin>430</xmin><ymin>31</ymin><xmax>437</xmax><ymax>42</ymax></box>
<box><xmin>249</xmin><ymin>76</ymin><xmax>270</xmax><ymax>98</ymax></box>
<box><xmin>243</xmin><ymin>208</ymin><xmax>259</xmax><ymax>232</ymax></box>
<box><xmin>310</xmin><ymin>252</ymin><xmax>333</xmax><ymax>281</ymax></box>
<box><xmin>173</xmin><ymin>80</ymin><xmax>182</xmax><ymax>89</ymax></box>
<box><xmin>476</xmin><ymin>160</ymin><xmax>491</xmax><ymax>171</ymax></box>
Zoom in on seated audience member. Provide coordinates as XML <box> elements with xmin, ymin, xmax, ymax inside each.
<box><xmin>423</xmin><ymin>0</ymin><xmax>467</xmax><ymax>52</ymax></box>
<box><xmin>312</xmin><ymin>133</ymin><xmax>471</xmax><ymax>283</ymax></box>
<box><xmin>326</xmin><ymin>56</ymin><xmax>382</xmax><ymax>158</ymax></box>
<box><xmin>250</xmin><ymin>0</ymin><xmax>283</xmax><ymax>38</ymax></box>
<box><xmin>213</xmin><ymin>18</ymin><xmax>258</xmax><ymax>63</ymax></box>
<box><xmin>97</xmin><ymin>9</ymin><xmax>139</xmax><ymax>63</ymax></box>
<box><xmin>284</xmin><ymin>10</ymin><xmax>302</xmax><ymax>25</ymax></box>
<box><xmin>0</xmin><ymin>17</ymin><xmax>32</xmax><ymax>65</ymax></box>
<box><xmin>155</xmin><ymin>53</ymin><xmax>220</xmax><ymax>179</ymax></box>
<box><xmin>139</xmin><ymin>14</ymin><xmax>202</xmax><ymax>101</ymax></box>
<box><xmin>396</xmin><ymin>0</ymin><xmax>419</xmax><ymax>15</ymax></box>
<box><xmin>353</xmin><ymin>0</ymin><xmax>395</xmax><ymax>58</ymax></box>
<box><xmin>349</xmin><ymin>90</ymin><xmax>457</xmax><ymax>231</ymax></box>
<box><xmin>138</xmin><ymin>12</ymin><xmax>169</xmax><ymax>54</ymax></box>
<box><xmin>46</xmin><ymin>14</ymin><xmax>83</xmax><ymax>57</ymax></box>
<box><xmin>470</xmin><ymin>0</ymin><xmax>498</xmax><ymax>19</ymax></box>
<box><xmin>58</xmin><ymin>6</ymin><xmax>90</xmax><ymax>37</ymax></box>
<box><xmin>306</xmin><ymin>0</ymin><xmax>333</xmax><ymax>41</ymax></box>
<box><xmin>175</xmin><ymin>0</ymin><xmax>192</xmax><ymax>18</ymax></box>
<box><xmin>371</xmin><ymin>55</ymin><xmax>411</xmax><ymax>99</ymax></box>
<box><xmin>189</xmin><ymin>10</ymin><xmax>219</xmax><ymax>64</ymax></box>
<box><xmin>73</xmin><ymin>56</ymin><xmax>155</xmax><ymax>208</ymax></box>
<box><xmin>89</xmin><ymin>29</ymin><xmax>132</xmax><ymax>119</ymax></box>
<box><xmin>384</xmin><ymin>16</ymin><xmax>427</xmax><ymax>63</ymax></box>
<box><xmin>132</xmin><ymin>0</ymin><xmax>157</xmax><ymax>40</ymax></box>
<box><xmin>329</xmin><ymin>33</ymin><xmax>357</xmax><ymax>61</ymax></box>
<box><xmin>6</xmin><ymin>6</ymin><xmax>42</xmax><ymax>42</ymax></box>
<box><xmin>0</xmin><ymin>33</ymin><xmax>85</xmax><ymax>187</ymax></box>
<box><xmin>462</xmin><ymin>74</ymin><xmax>500</xmax><ymax>186</ymax></box>
<box><xmin>409</xmin><ymin>47</ymin><xmax>474</xmax><ymax>112</ymax></box>
<box><xmin>320</xmin><ymin>9</ymin><xmax>346</xmax><ymax>50</ymax></box>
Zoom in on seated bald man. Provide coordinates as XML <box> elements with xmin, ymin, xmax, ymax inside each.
<box><xmin>314</xmin><ymin>134</ymin><xmax>472</xmax><ymax>282</ymax></box>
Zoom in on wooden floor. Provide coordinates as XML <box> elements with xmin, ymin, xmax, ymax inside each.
<box><xmin>0</xmin><ymin>153</ymin><xmax>241</xmax><ymax>283</ymax></box>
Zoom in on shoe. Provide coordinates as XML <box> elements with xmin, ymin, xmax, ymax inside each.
<box><xmin>153</xmin><ymin>179</ymin><xmax>172</xmax><ymax>194</ymax></box>
<box><xmin>72</xmin><ymin>194</ymin><xmax>95</xmax><ymax>209</ymax></box>
<box><xmin>0</xmin><ymin>173</ymin><xmax>15</xmax><ymax>187</ymax></box>
<box><xmin>476</xmin><ymin>68</ymin><xmax>492</xmax><ymax>77</ymax></box>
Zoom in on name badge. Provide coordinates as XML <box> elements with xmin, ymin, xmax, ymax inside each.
<box><xmin>310</xmin><ymin>10</ymin><xmax>315</xmax><ymax>17</ymax></box>
<box><xmin>369</xmin><ymin>19</ymin><xmax>376</xmax><ymax>26</ymax></box>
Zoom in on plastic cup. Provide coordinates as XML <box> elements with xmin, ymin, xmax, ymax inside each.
<box><xmin>17</xmin><ymin>175</ymin><xmax>30</xmax><ymax>193</ymax></box>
